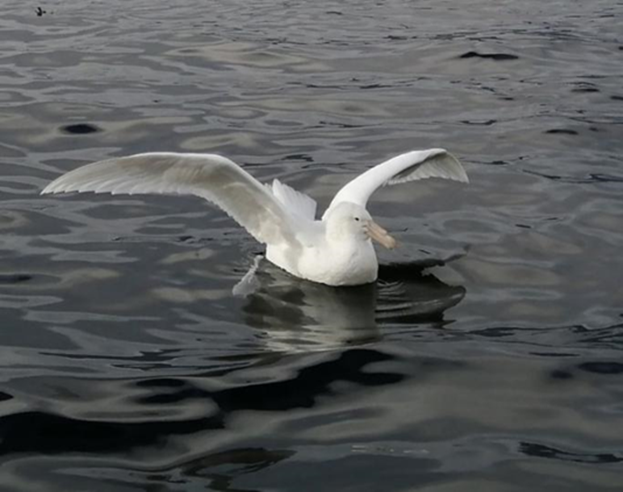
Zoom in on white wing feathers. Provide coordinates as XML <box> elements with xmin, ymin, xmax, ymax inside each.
<box><xmin>42</xmin><ymin>149</ymin><xmax>466</xmax><ymax>243</ymax></box>
<box><xmin>268</xmin><ymin>179</ymin><xmax>317</xmax><ymax>220</ymax></box>
<box><xmin>41</xmin><ymin>152</ymin><xmax>299</xmax><ymax>246</ymax></box>
<box><xmin>326</xmin><ymin>149</ymin><xmax>467</xmax><ymax>214</ymax></box>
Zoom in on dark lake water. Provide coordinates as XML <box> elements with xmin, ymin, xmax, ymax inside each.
<box><xmin>1</xmin><ymin>1</ymin><xmax>622</xmax><ymax>490</ymax></box>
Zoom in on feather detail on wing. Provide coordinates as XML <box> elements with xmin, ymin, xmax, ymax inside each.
<box><xmin>268</xmin><ymin>179</ymin><xmax>317</xmax><ymax>220</ymax></box>
<box><xmin>325</xmin><ymin>149</ymin><xmax>467</xmax><ymax>215</ymax></box>
<box><xmin>41</xmin><ymin>152</ymin><xmax>299</xmax><ymax>246</ymax></box>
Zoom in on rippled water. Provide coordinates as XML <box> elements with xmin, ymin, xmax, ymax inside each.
<box><xmin>1</xmin><ymin>1</ymin><xmax>622</xmax><ymax>490</ymax></box>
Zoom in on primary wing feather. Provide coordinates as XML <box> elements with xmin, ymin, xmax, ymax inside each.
<box><xmin>42</xmin><ymin>152</ymin><xmax>298</xmax><ymax>245</ymax></box>
<box><xmin>325</xmin><ymin>149</ymin><xmax>467</xmax><ymax>215</ymax></box>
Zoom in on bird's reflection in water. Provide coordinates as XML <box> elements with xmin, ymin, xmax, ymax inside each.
<box><xmin>0</xmin><ymin>257</ymin><xmax>464</xmax><ymax>489</ymax></box>
<box><xmin>239</xmin><ymin>256</ymin><xmax>466</xmax><ymax>353</ymax></box>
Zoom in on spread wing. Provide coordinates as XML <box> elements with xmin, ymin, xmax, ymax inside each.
<box><xmin>324</xmin><ymin>149</ymin><xmax>468</xmax><ymax>216</ymax></box>
<box><xmin>41</xmin><ymin>152</ymin><xmax>300</xmax><ymax>246</ymax></box>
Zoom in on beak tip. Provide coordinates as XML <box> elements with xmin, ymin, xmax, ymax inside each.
<box><xmin>366</xmin><ymin>220</ymin><xmax>397</xmax><ymax>250</ymax></box>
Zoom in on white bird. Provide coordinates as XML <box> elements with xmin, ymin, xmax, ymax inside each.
<box><xmin>41</xmin><ymin>149</ymin><xmax>468</xmax><ymax>286</ymax></box>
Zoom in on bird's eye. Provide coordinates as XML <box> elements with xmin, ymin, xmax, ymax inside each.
<box><xmin>354</xmin><ymin>217</ymin><xmax>360</xmax><ymax>222</ymax></box>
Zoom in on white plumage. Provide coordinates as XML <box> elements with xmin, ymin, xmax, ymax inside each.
<box><xmin>268</xmin><ymin>178</ymin><xmax>317</xmax><ymax>221</ymax></box>
<box><xmin>42</xmin><ymin>149</ymin><xmax>468</xmax><ymax>286</ymax></box>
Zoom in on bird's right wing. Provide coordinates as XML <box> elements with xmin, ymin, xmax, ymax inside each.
<box><xmin>42</xmin><ymin>152</ymin><xmax>300</xmax><ymax>246</ymax></box>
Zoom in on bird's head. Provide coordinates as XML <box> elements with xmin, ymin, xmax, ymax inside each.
<box><xmin>324</xmin><ymin>202</ymin><xmax>396</xmax><ymax>249</ymax></box>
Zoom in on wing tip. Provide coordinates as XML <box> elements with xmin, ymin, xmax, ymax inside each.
<box><xmin>41</xmin><ymin>181</ymin><xmax>98</xmax><ymax>196</ymax></box>
<box><xmin>41</xmin><ymin>183</ymin><xmax>60</xmax><ymax>195</ymax></box>
<box><xmin>433</xmin><ymin>150</ymin><xmax>469</xmax><ymax>184</ymax></box>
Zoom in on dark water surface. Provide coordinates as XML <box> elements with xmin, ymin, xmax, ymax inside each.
<box><xmin>1</xmin><ymin>1</ymin><xmax>622</xmax><ymax>490</ymax></box>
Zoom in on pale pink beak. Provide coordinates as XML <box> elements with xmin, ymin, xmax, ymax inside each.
<box><xmin>365</xmin><ymin>220</ymin><xmax>397</xmax><ymax>249</ymax></box>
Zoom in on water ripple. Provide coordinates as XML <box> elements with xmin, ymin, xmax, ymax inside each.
<box><xmin>1</xmin><ymin>0</ymin><xmax>622</xmax><ymax>490</ymax></box>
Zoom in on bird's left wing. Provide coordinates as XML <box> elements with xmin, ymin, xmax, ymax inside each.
<box><xmin>42</xmin><ymin>152</ymin><xmax>300</xmax><ymax>246</ymax></box>
<box><xmin>324</xmin><ymin>149</ymin><xmax>468</xmax><ymax>216</ymax></box>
